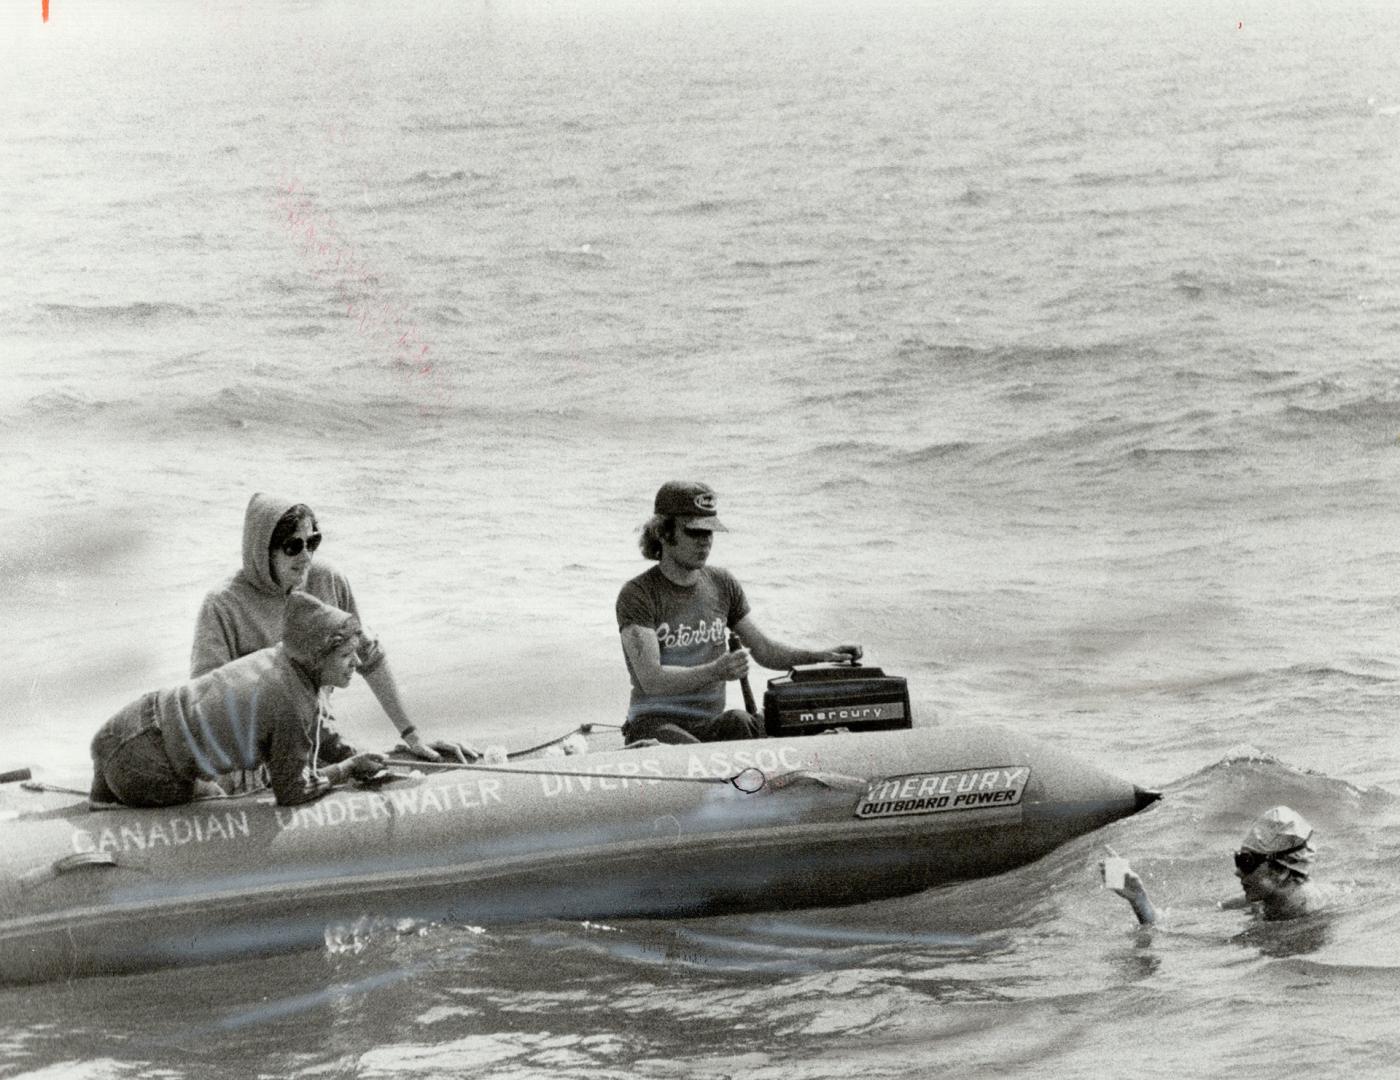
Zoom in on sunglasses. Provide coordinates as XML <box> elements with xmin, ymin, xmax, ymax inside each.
<box><xmin>681</xmin><ymin>526</ymin><xmax>713</xmax><ymax>540</ymax></box>
<box><xmin>279</xmin><ymin>532</ymin><xmax>323</xmax><ymax>558</ymax></box>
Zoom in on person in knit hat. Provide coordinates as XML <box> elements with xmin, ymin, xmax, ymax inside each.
<box><xmin>90</xmin><ymin>591</ymin><xmax>387</xmax><ymax>808</ymax></box>
<box><xmin>190</xmin><ymin>493</ymin><xmax>475</xmax><ymax>767</ymax></box>
<box><xmin>1104</xmin><ymin>805</ymin><xmax>1322</xmax><ymax>926</ymax></box>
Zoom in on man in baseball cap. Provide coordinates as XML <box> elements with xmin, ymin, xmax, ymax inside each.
<box><xmin>614</xmin><ymin>481</ymin><xmax>862</xmax><ymax>745</ymax></box>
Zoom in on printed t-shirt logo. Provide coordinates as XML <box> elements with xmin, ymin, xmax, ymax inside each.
<box><xmin>655</xmin><ymin>617</ymin><xmax>726</xmax><ymax>649</ymax></box>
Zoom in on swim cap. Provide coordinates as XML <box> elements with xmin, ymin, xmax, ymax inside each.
<box><xmin>1240</xmin><ymin>806</ymin><xmax>1315</xmax><ymax>878</ymax></box>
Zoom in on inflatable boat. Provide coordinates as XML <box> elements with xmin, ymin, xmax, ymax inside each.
<box><xmin>0</xmin><ymin>725</ymin><xmax>1157</xmax><ymax>985</ymax></box>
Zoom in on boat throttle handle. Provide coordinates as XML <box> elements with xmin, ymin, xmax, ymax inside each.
<box><xmin>728</xmin><ymin>634</ymin><xmax>758</xmax><ymax>716</ymax></box>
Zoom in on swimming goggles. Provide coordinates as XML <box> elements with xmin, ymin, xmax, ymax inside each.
<box><xmin>1233</xmin><ymin>834</ymin><xmax>1311</xmax><ymax>876</ymax></box>
<box><xmin>1232</xmin><ymin>850</ymin><xmax>1271</xmax><ymax>875</ymax></box>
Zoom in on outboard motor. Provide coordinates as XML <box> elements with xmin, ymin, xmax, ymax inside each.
<box><xmin>762</xmin><ymin>663</ymin><xmax>912</xmax><ymax>737</ymax></box>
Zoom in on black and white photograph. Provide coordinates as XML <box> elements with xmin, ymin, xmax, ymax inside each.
<box><xmin>3</xmin><ymin>0</ymin><xmax>1398</xmax><ymax>1076</ymax></box>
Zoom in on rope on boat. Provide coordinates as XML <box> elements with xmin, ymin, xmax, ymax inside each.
<box><xmin>505</xmin><ymin>722</ymin><xmax>621</xmax><ymax>760</ymax></box>
<box><xmin>392</xmin><ymin>722</ymin><xmax>624</xmax><ymax>762</ymax></box>
<box><xmin>20</xmin><ymin>781</ymin><xmax>90</xmax><ymax>797</ymax></box>
<box><xmin>386</xmin><ymin>758</ymin><xmax>770</xmax><ymax>794</ymax></box>
<box><xmin>9</xmin><ymin>725</ymin><xmax>827</xmax><ymax>805</ymax></box>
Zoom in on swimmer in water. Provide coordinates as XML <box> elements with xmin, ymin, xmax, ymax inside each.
<box><xmin>1105</xmin><ymin>805</ymin><xmax>1321</xmax><ymax>926</ymax></box>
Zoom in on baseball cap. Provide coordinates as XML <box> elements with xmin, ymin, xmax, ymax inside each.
<box><xmin>654</xmin><ymin>481</ymin><xmax>728</xmax><ymax>531</ymax></box>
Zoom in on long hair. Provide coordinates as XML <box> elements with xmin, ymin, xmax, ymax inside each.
<box><xmin>638</xmin><ymin>514</ymin><xmax>678</xmax><ymax>560</ymax></box>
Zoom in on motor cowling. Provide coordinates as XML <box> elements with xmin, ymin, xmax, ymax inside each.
<box><xmin>762</xmin><ymin>663</ymin><xmax>913</xmax><ymax>737</ymax></box>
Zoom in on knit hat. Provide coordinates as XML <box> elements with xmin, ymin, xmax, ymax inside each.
<box><xmin>283</xmin><ymin>590</ymin><xmax>360</xmax><ymax>666</ymax></box>
<box><xmin>1240</xmin><ymin>806</ymin><xmax>1316</xmax><ymax>878</ymax></box>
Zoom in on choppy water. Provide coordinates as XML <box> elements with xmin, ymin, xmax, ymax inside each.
<box><xmin>4</xmin><ymin>0</ymin><xmax>1400</xmax><ymax>1076</ymax></box>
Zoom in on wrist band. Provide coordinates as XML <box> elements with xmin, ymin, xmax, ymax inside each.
<box><xmin>399</xmin><ymin>725</ymin><xmax>417</xmax><ymax>740</ymax></box>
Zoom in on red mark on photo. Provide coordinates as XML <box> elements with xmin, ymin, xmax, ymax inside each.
<box><xmin>273</xmin><ymin>177</ymin><xmax>450</xmax><ymax>409</ymax></box>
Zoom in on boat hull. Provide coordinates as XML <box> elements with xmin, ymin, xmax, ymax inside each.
<box><xmin>0</xmin><ymin>725</ymin><xmax>1153</xmax><ymax>984</ymax></box>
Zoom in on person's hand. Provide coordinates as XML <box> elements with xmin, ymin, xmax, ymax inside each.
<box><xmin>401</xmin><ymin>730</ymin><xmax>442</xmax><ymax>762</ymax></box>
<box><xmin>1115</xmin><ymin>869</ymin><xmax>1157</xmax><ymax>925</ymax></box>
<box><xmin>1099</xmin><ymin>860</ymin><xmax>1156</xmax><ymax>925</ymax></box>
<box><xmin>715</xmin><ymin>648</ymin><xmax>750</xmax><ymax>681</ymax></box>
<box><xmin>429</xmin><ymin>739</ymin><xmax>481</xmax><ymax>764</ymax></box>
<box><xmin>1100</xmin><ymin>860</ymin><xmax>1149</xmax><ymax>903</ymax></box>
<box><xmin>825</xmin><ymin>644</ymin><xmax>863</xmax><ymax>663</ymax></box>
<box><xmin>347</xmin><ymin>752</ymin><xmax>388</xmax><ymax>780</ymax></box>
<box><xmin>1113</xmin><ymin>868</ymin><xmax>1149</xmax><ymax>903</ymax></box>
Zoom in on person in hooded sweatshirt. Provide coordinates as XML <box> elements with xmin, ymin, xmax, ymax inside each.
<box><xmin>1104</xmin><ymin>805</ymin><xmax>1324</xmax><ymax>926</ymax></box>
<box><xmin>91</xmin><ymin>591</ymin><xmax>388</xmax><ymax>808</ymax></box>
<box><xmin>191</xmin><ymin>493</ymin><xmax>474</xmax><ymax>765</ymax></box>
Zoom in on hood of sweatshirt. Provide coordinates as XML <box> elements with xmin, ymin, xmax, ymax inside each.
<box><xmin>283</xmin><ymin>590</ymin><xmax>361</xmax><ymax>667</ymax></box>
<box><xmin>242</xmin><ymin>492</ymin><xmax>299</xmax><ymax>596</ymax></box>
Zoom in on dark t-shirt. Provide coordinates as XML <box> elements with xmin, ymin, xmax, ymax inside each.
<box><xmin>615</xmin><ymin>565</ymin><xmax>751</xmax><ymax>723</ymax></box>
